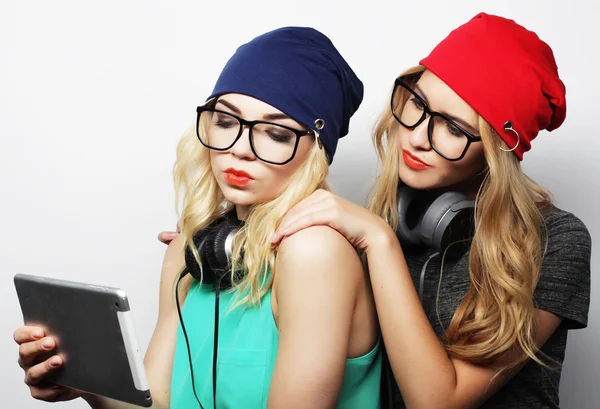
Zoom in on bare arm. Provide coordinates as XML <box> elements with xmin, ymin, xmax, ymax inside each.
<box><xmin>271</xmin><ymin>190</ymin><xmax>564</xmax><ymax>409</ymax></box>
<box><xmin>367</xmin><ymin>228</ymin><xmax>561</xmax><ymax>409</ymax></box>
<box><xmin>140</xmin><ymin>233</ymin><xmax>188</xmax><ymax>408</ymax></box>
<box><xmin>267</xmin><ymin>226</ymin><xmax>366</xmax><ymax>409</ymax></box>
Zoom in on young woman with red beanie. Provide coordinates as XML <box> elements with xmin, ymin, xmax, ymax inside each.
<box><xmin>151</xmin><ymin>12</ymin><xmax>590</xmax><ymax>409</ymax></box>
<box><xmin>267</xmin><ymin>12</ymin><xmax>591</xmax><ymax>409</ymax></box>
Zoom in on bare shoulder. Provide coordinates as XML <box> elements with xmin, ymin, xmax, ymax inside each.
<box><xmin>276</xmin><ymin>226</ymin><xmax>363</xmax><ymax>283</ymax></box>
<box><xmin>278</xmin><ymin>225</ymin><xmax>357</xmax><ymax>256</ymax></box>
<box><xmin>273</xmin><ymin>227</ymin><xmax>378</xmax><ymax>360</ymax></box>
<box><xmin>157</xmin><ymin>233</ymin><xmax>187</xmax><ymax>305</ymax></box>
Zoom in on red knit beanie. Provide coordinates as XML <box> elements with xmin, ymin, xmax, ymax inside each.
<box><xmin>420</xmin><ymin>12</ymin><xmax>567</xmax><ymax>160</ymax></box>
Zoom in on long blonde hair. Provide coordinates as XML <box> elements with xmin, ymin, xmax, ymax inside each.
<box><xmin>174</xmin><ymin>123</ymin><xmax>329</xmax><ymax>306</ymax></box>
<box><xmin>369</xmin><ymin>66</ymin><xmax>552</xmax><ymax>370</ymax></box>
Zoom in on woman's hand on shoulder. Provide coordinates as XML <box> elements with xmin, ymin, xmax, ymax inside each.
<box><xmin>270</xmin><ymin>189</ymin><xmax>394</xmax><ymax>251</ymax></box>
<box><xmin>157</xmin><ymin>220</ymin><xmax>181</xmax><ymax>245</ymax></box>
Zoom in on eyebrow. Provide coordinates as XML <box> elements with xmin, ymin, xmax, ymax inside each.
<box><xmin>216</xmin><ymin>99</ymin><xmax>241</xmax><ymax>114</ymax></box>
<box><xmin>414</xmin><ymin>84</ymin><xmax>480</xmax><ymax>135</ymax></box>
<box><xmin>216</xmin><ymin>99</ymin><xmax>293</xmax><ymax>122</ymax></box>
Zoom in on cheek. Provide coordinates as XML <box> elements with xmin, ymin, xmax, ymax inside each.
<box><xmin>260</xmin><ymin>145</ymin><xmax>312</xmax><ymax>194</ymax></box>
<box><xmin>266</xmin><ymin>158</ymin><xmax>302</xmax><ymax>187</ymax></box>
<box><xmin>209</xmin><ymin>151</ymin><xmax>219</xmax><ymax>169</ymax></box>
<box><xmin>460</xmin><ymin>144</ymin><xmax>486</xmax><ymax>173</ymax></box>
<box><xmin>398</xmin><ymin>142</ymin><xmax>486</xmax><ymax>189</ymax></box>
<box><xmin>442</xmin><ymin>145</ymin><xmax>486</xmax><ymax>182</ymax></box>
<box><xmin>249</xmin><ymin>165</ymin><xmax>295</xmax><ymax>203</ymax></box>
<box><xmin>209</xmin><ymin>153</ymin><xmax>224</xmax><ymax>184</ymax></box>
<box><xmin>395</xmin><ymin>128</ymin><xmax>407</xmax><ymax>149</ymax></box>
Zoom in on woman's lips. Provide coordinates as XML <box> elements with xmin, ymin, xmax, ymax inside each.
<box><xmin>402</xmin><ymin>150</ymin><xmax>431</xmax><ymax>170</ymax></box>
<box><xmin>224</xmin><ymin>168</ymin><xmax>253</xmax><ymax>187</ymax></box>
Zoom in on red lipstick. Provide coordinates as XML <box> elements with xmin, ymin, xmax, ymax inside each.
<box><xmin>224</xmin><ymin>168</ymin><xmax>253</xmax><ymax>187</ymax></box>
<box><xmin>402</xmin><ymin>150</ymin><xmax>431</xmax><ymax>170</ymax></box>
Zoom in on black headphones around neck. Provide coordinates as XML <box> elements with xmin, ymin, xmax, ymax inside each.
<box><xmin>184</xmin><ymin>211</ymin><xmax>243</xmax><ymax>290</ymax></box>
<box><xmin>395</xmin><ymin>185</ymin><xmax>475</xmax><ymax>258</ymax></box>
<box><xmin>176</xmin><ymin>211</ymin><xmax>243</xmax><ymax>409</ymax></box>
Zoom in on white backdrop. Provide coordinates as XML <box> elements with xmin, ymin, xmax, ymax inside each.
<box><xmin>1</xmin><ymin>1</ymin><xmax>598</xmax><ymax>408</ymax></box>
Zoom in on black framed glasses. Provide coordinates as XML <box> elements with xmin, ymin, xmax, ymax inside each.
<box><xmin>195</xmin><ymin>106</ymin><xmax>315</xmax><ymax>165</ymax></box>
<box><xmin>391</xmin><ymin>75</ymin><xmax>482</xmax><ymax>161</ymax></box>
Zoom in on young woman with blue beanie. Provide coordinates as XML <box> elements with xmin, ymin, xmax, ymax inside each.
<box><xmin>14</xmin><ymin>27</ymin><xmax>382</xmax><ymax>409</ymax></box>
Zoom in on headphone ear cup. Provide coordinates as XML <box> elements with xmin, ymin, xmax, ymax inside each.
<box><xmin>396</xmin><ymin>185</ymin><xmax>429</xmax><ymax>246</ymax></box>
<box><xmin>184</xmin><ymin>211</ymin><xmax>239</xmax><ymax>283</ymax></box>
<box><xmin>420</xmin><ymin>192</ymin><xmax>475</xmax><ymax>255</ymax></box>
<box><xmin>185</xmin><ymin>227</ymin><xmax>212</xmax><ymax>282</ymax></box>
<box><xmin>202</xmin><ymin>219</ymin><xmax>243</xmax><ymax>289</ymax></box>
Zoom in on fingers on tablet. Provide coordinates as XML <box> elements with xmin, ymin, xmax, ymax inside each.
<box><xmin>48</xmin><ymin>355</ymin><xmax>62</xmax><ymax>368</ymax></box>
<box><xmin>26</xmin><ymin>355</ymin><xmax>62</xmax><ymax>386</ymax></box>
<box><xmin>13</xmin><ymin>326</ymin><xmax>44</xmax><ymax>344</ymax></box>
<box><xmin>40</xmin><ymin>337</ymin><xmax>55</xmax><ymax>351</ymax></box>
<box><xmin>18</xmin><ymin>337</ymin><xmax>55</xmax><ymax>367</ymax></box>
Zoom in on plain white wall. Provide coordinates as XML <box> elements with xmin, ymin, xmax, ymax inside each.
<box><xmin>1</xmin><ymin>1</ymin><xmax>597</xmax><ymax>407</ymax></box>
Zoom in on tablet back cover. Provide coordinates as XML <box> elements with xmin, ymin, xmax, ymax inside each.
<box><xmin>14</xmin><ymin>274</ymin><xmax>152</xmax><ymax>407</ymax></box>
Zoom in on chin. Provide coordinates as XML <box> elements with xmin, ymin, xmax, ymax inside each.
<box><xmin>398</xmin><ymin>167</ymin><xmax>437</xmax><ymax>190</ymax></box>
<box><xmin>221</xmin><ymin>188</ymin><xmax>257</xmax><ymax>206</ymax></box>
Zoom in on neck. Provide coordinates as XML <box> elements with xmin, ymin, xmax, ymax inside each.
<box><xmin>235</xmin><ymin>205</ymin><xmax>250</xmax><ymax>221</ymax></box>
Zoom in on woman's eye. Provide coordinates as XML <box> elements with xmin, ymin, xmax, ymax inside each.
<box><xmin>268</xmin><ymin>131</ymin><xmax>293</xmax><ymax>143</ymax></box>
<box><xmin>410</xmin><ymin>97</ymin><xmax>426</xmax><ymax>111</ymax></box>
<box><xmin>215</xmin><ymin>118</ymin><xmax>237</xmax><ymax>129</ymax></box>
<box><xmin>446</xmin><ymin>122</ymin><xmax>464</xmax><ymax>137</ymax></box>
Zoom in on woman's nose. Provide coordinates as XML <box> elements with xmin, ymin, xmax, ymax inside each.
<box><xmin>229</xmin><ymin>126</ymin><xmax>257</xmax><ymax>160</ymax></box>
<box><xmin>408</xmin><ymin>117</ymin><xmax>432</xmax><ymax>151</ymax></box>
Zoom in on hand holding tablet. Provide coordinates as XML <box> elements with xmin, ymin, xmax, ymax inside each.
<box><xmin>14</xmin><ymin>273</ymin><xmax>153</xmax><ymax>407</ymax></box>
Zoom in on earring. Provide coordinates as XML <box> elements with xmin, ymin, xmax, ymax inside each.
<box><xmin>500</xmin><ymin>121</ymin><xmax>520</xmax><ymax>152</ymax></box>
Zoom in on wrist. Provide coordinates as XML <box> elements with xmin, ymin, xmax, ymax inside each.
<box><xmin>364</xmin><ymin>217</ymin><xmax>398</xmax><ymax>254</ymax></box>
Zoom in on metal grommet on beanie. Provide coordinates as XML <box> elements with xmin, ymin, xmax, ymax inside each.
<box><xmin>207</xmin><ymin>27</ymin><xmax>363</xmax><ymax>164</ymax></box>
<box><xmin>500</xmin><ymin>121</ymin><xmax>521</xmax><ymax>152</ymax></box>
<box><xmin>420</xmin><ymin>12</ymin><xmax>567</xmax><ymax>160</ymax></box>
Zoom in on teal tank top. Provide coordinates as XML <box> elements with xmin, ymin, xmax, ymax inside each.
<box><xmin>171</xmin><ymin>281</ymin><xmax>381</xmax><ymax>408</ymax></box>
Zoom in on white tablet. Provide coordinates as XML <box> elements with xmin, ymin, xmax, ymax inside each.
<box><xmin>14</xmin><ymin>273</ymin><xmax>152</xmax><ymax>407</ymax></box>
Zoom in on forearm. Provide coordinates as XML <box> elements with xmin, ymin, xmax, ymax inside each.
<box><xmin>366</xmin><ymin>229</ymin><xmax>460</xmax><ymax>409</ymax></box>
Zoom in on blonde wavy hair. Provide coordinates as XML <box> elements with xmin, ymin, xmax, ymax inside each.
<box><xmin>173</xmin><ymin>116</ymin><xmax>329</xmax><ymax>307</ymax></box>
<box><xmin>369</xmin><ymin>66</ymin><xmax>552</xmax><ymax>371</ymax></box>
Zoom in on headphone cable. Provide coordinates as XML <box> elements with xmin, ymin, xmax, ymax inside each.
<box><xmin>176</xmin><ymin>269</ymin><xmax>206</xmax><ymax>409</ymax></box>
<box><xmin>419</xmin><ymin>252</ymin><xmax>439</xmax><ymax>303</ymax></box>
<box><xmin>212</xmin><ymin>280</ymin><xmax>222</xmax><ymax>409</ymax></box>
